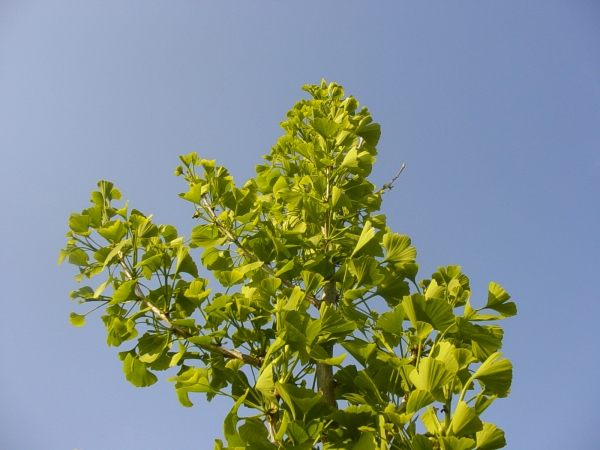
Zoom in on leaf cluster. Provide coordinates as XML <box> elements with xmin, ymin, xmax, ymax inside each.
<box><xmin>60</xmin><ymin>80</ymin><xmax>516</xmax><ymax>450</ymax></box>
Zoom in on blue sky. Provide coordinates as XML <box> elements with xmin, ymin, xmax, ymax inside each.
<box><xmin>1</xmin><ymin>2</ymin><xmax>599</xmax><ymax>449</ymax></box>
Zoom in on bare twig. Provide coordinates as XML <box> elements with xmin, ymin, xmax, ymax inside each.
<box><xmin>378</xmin><ymin>163</ymin><xmax>406</xmax><ymax>194</ymax></box>
<box><xmin>357</xmin><ymin>136</ymin><xmax>365</xmax><ymax>150</ymax></box>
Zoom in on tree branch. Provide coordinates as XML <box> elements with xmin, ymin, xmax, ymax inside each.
<box><xmin>316</xmin><ymin>279</ymin><xmax>338</xmax><ymax>409</ymax></box>
<box><xmin>377</xmin><ymin>163</ymin><xmax>406</xmax><ymax>194</ymax></box>
<box><xmin>117</xmin><ymin>258</ymin><xmax>263</xmax><ymax>367</ymax></box>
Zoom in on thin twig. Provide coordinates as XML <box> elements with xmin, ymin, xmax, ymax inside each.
<box><xmin>378</xmin><ymin>163</ymin><xmax>406</xmax><ymax>194</ymax></box>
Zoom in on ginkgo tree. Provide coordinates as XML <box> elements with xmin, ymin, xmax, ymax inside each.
<box><xmin>60</xmin><ymin>80</ymin><xmax>516</xmax><ymax>450</ymax></box>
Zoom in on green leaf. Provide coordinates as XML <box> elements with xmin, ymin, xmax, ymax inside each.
<box><xmin>276</xmin><ymin>382</ymin><xmax>323</xmax><ymax>416</ymax></box>
<box><xmin>403</xmin><ymin>294</ymin><xmax>457</xmax><ymax>333</ymax></box>
<box><xmin>356</xmin><ymin>116</ymin><xmax>381</xmax><ymax>146</ymax></box>
<box><xmin>455</xmin><ymin>318</ymin><xmax>503</xmax><ymax>361</ymax></box>
<box><xmin>484</xmin><ymin>283</ymin><xmax>516</xmax><ymax>317</ymax></box>
<box><xmin>215</xmin><ymin>270</ymin><xmax>244</xmax><ymax>287</ymax></box>
<box><xmin>275</xmin><ymin>259</ymin><xmax>295</xmax><ymax>276</ymax></box>
<box><xmin>352</xmin><ymin>431</ymin><xmax>377</xmax><ymax>450</ymax></box>
<box><xmin>101</xmin><ymin>239</ymin><xmax>131</xmax><ymax>269</ymax></box>
<box><xmin>103</xmin><ymin>316</ymin><xmax>137</xmax><ymax>346</ymax></box>
<box><xmin>67</xmin><ymin>248</ymin><xmax>89</xmax><ymax>266</ymax></box>
<box><xmin>350</xmin><ymin>221</ymin><xmax>376</xmax><ymax>258</ymax></box>
<box><xmin>68</xmin><ymin>213</ymin><xmax>92</xmax><ymax>235</ymax></box>
<box><xmin>341</xmin><ymin>148</ymin><xmax>359</xmax><ymax>169</ymax></box>
<box><xmin>137</xmin><ymin>332</ymin><xmax>169</xmax><ymax>363</ymax></box>
<box><xmin>347</xmin><ymin>256</ymin><xmax>384</xmax><ymax>287</ymax></box>
<box><xmin>130</xmin><ymin>214</ymin><xmax>159</xmax><ymax>238</ymax></box>
<box><xmin>260</xmin><ymin>278</ymin><xmax>282</xmax><ymax>297</ymax></box>
<box><xmin>287</xmin><ymin>421</ymin><xmax>310</xmax><ymax>445</ymax></box>
<box><xmin>382</xmin><ymin>233</ymin><xmax>416</xmax><ymax>264</ymax></box>
<box><xmin>301</xmin><ymin>271</ymin><xmax>324</xmax><ymax>295</ymax></box>
<box><xmin>409</xmin><ymin>357</ymin><xmax>455</xmax><ymax>394</ymax></box>
<box><xmin>310</xmin><ymin>345</ymin><xmax>346</xmax><ymax>365</ymax></box>
<box><xmin>415</xmin><ymin>321</ymin><xmax>434</xmax><ymax>340</ymax></box>
<box><xmin>320</xmin><ymin>303</ymin><xmax>357</xmax><ymax>340</ymax></box>
<box><xmin>98</xmin><ymin>220</ymin><xmax>128</xmax><ymax>243</ymax></box>
<box><xmin>331</xmin><ymin>186</ymin><xmax>353</xmax><ymax>210</ymax></box>
<box><xmin>169</xmin><ymin>341</ymin><xmax>187</xmax><ymax>367</ymax></box>
<box><xmin>438</xmin><ymin>436</ymin><xmax>475</xmax><ymax>450</ymax></box>
<box><xmin>256</xmin><ymin>362</ymin><xmax>274</xmax><ymax>396</ymax></box>
<box><xmin>167</xmin><ymin>367</ymin><xmax>214</xmax><ymax>407</ymax></box>
<box><xmin>179</xmin><ymin>183</ymin><xmax>205</xmax><ymax>204</ymax></box>
<box><xmin>471</xmin><ymin>352</ymin><xmax>512</xmax><ymax>397</ymax></box>
<box><xmin>122</xmin><ymin>353</ymin><xmax>158</xmax><ymax>387</ymax></box>
<box><xmin>432</xmin><ymin>342</ymin><xmax>459</xmax><ymax>375</ymax></box>
<box><xmin>223</xmin><ymin>391</ymin><xmax>248</xmax><ymax>448</ymax></box>
<box><xmin>421</xmin><ymin>407</ymin><xmax>443</xmax><ymax>435</ymax></box>
<box><xmin>476</xmin><ymin>423</ymin><xmax>506</xmax><ymax>450</ymax></box>
<box><xmin>191</xmin><ymin>224</ymin><xmax>226</xmax><ymax>248</ymax></box>
<box><xmin>184</xmin><ymin>278</ymin><xmax>211</xmax><ymax>305</ymax></box>
<box><xmin>375</xmin><ymin>304</ymin><xmax>404</xmax><ymax>336</ymax></box>
<box><xmin>281</xmin><ymin>286</ymin><xmax>305</xmax><ymax>311</ymax></box>
<box><xmin>69</xmin><ymin>312</ymin><xmax>85</xmax><ymax>327</ymax></box>
<box><xmin>237</xmin><ymin>260</ymin><xmax>265</xmax><ymax>275</ymax></box>
<box><xmin>341</xmin><ymin>339</ymin><xmax>376</xmax><ymax>367</ymax></box>
<box><xmin>474</xmin><ymin>393</ymin><xmax>497</xmax><ymax>415</ymax></box>
<box><xmin>272</xmin><ymin>175</ymin><xmax>289</xmax><ymax>195</ymax></box>
<box><xmin>239</xmin><ymin>417</ymin><xmax>275</xmax><ymax>448</ymax></box>
<box><xmin>108</xmin><ymin>279</ymin><xmax>138</xmax><ymax>306</ymax></box>
<box><xmin>411</xmin><ymin>435</ymin><xmax>435</xmax><ymax>450</ymax></box>
<box><xmin>450</xmin><ymin>402</ymin><xmax>483</xmax><ymax>437</ymax></box>
<box><xmin>406</xmin><ymin>389</ymin><xmax>435</xmax><ymax>413</ymax></box>
<box><xmin>93</xmin><ymin>279</ymin><xmax>111</xmax><ymax>298</ymax></box>
<box><xmin>312</xmin><ymin>117</ymin><xmax>342</xmax><ymax>138</ymax></box>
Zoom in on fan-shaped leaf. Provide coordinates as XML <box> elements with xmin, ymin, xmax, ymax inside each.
<box><xmin>351</xmin><ymin>221</ymin><xmax>376</xmax><ymax>258</ymax></box>
<box><xmin>472</xmin><ymin>353</ymin><xmax>512</xmax><ymax>397</ymax></box>
<box><xmin>406</xmin><ymin>389</ymin><xmax>435</xmax><ymax>413</ymax></box>
<box><xmin>382</xmin><ymin>233</ymin><xmax>416</xmax><ymax>264</ymax></box>
<box><xmin>476</xmin><ymin>423</ymin><xmax>506</xmax><ymax>450</ymax></box>
<box><xmin>409</xmin><ymin>357</ymin><xmax>455</xmax><ymax>393</ymax></box>
<box><xmin>451</xmin><ymin>401</ymin><xmax>483</xmax><ymax>437</ymax></box>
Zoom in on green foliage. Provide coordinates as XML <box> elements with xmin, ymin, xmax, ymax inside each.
<box><xmin>60</xmin><ymin>80</ymin><xmax>515</xmax><ymax>449</ymax></box>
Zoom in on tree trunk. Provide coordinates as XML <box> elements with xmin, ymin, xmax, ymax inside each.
<box><xmin>316</xmin><ymin>278</ymin><xmax>337</xmax><ymax>409</ymax></box>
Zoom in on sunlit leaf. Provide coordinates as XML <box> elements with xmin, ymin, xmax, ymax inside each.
<box><xmin>69</xmin><ymin>312</ymin><xmax>85</xmax><ymax>327</ymax></box>
<box><xmin>406</xmin><ymin>389</ymin><xmax>434</xmax><ymax>413</ymax></box>
<box><xmin>409</xmin><ymin>357</ymin><xmax>455</xmax><ymax>393</ymax></box>
<box><xmin>471</xmin><ymin>352</ymin><xmax>512</xmax><ymax>397</ymax></box>
<box><xmin>350</xmin><ymin>221</ymin><xmax>376</xmax><ymax>258</ymax></box>
<box><xmin>382</xmin><ymin>232</ymin><xmax>416</xmax><ymax>264</ymax></box>
<box><xmin>122</xmin><ymin>353</ymin><xmax>157</xmax><ymax>388</ymax></box>
<box><xmin>484</xmin><ymin>282</ymin><xmax>516</xmax><ymax>318</ymax></box>
<box><xmin>450</xmin><ymin>401</ymin><xmax>483</xmax><ymax>437</ymax></box>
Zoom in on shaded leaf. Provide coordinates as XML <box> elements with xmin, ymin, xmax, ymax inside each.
<box><xmin>476</xmin><ymin>423</ymin><xmax>506</xmax><ymax>450</ymax></box>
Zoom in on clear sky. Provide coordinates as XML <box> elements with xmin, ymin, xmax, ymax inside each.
<box><xmin>1</xmin><ymin>2</ymin><xmax>599</xmax><ymax>449</ymax></box>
